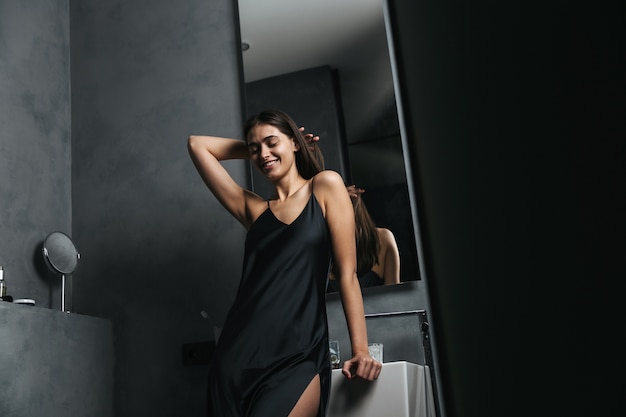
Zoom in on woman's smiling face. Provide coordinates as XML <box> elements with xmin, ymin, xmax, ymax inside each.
<box><xmin>247</xmin><ymin>123</ymin><xmax>299</xmax><ymax>179</ymax></box>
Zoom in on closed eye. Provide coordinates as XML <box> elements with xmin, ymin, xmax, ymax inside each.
<box><xmin>248</xmin><ymin>144</ymin><xmax>259</xmax><ymax>154</ymax></box>
<box><xmin>248</xmin><ymin>135</ymin><xmax>278</xmax><ymax>155</ymax></box>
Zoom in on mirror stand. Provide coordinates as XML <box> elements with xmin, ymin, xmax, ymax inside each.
<box><xmin>61</xmin><ymin>273</ymin><xmax>67</xmax><ymax>312</ymax></box>
<box><xmin>42</xmin><ymin>232</ymin><xmax>80</xmax><ymax>313</ymax></box>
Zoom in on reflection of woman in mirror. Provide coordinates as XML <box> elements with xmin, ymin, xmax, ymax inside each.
<box><xmin>327</xmin><ymin>188</ymin><xmax>401</xmax><ymax>292</ymax></box>
<box><xmin>304</xmin><ymin>133</ymin><xmax>401</xmax><ymax>292</ymax></box>
<box><xmin>188</xmin><ymin>109</ymin><xmax>381</xmax><ymax>417</ymax></box>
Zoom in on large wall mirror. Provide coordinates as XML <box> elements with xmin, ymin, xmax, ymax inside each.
<box><xmin>238</xmin><ymin>0</ymin><xmax>420</xmax><ymax>288</ymax></box>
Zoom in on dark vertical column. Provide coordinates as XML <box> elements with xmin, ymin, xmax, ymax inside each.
<box><xmin>386</xmin><ymin>1</ymin><xmax>624</xmax><ymax>416</ymax></box>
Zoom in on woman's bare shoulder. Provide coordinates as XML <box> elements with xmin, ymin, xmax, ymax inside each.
<box><xmin>311</xmin><ymin>170</ymin><xmax>349</xmax><ymax>217</ymax></box>
<box><xmin>312</xmin><ymin>170</ymin><xmax>346</xmax><ymax>191</ymax></box>
<box><xmin>377</xmin><ymin>228</ymin><xmax>398</xmax><ymax>245</ymax></box>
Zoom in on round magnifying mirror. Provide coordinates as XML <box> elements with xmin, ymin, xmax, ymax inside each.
<box><xmin>42</xmin><ymin>231</ymin><xmax>80</xmax><ymax>312</ymax></box>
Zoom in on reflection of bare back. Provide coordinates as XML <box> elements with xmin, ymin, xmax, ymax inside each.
<box><xmin>327</xmin><ymin>226</ymin><xmax>400</xmax><ymax>292</ymax></box>
<box><xmin>372</xmin><ymin>227</ymin><xmax>401</xmax><ymax>286</ymax></box>
<box><xmin>327</xmin><ymin>189</ymin><xmax>402</xmax><ymax>292</ymax></box>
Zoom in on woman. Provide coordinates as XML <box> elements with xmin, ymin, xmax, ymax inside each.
<box><xmin>327</xmin><ymin>190</ymin><xmax>401</xmax><ymax>292</ymax></box>
<box><xmin>188</xmin><ymin>110</ymin><xmax>381</xmax><ymax>417</ymax></box>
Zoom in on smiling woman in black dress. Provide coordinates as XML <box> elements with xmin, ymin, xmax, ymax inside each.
<box><xmin>188</xmin><ymin>110</ymin><xmax>381</xmax><ymax>417</ymax></box>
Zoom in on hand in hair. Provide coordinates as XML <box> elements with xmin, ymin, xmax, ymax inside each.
<box><xmin>346</xmin><ymin>184</ymin><xmax>365</xmax><ymax>199</ymax></box>
<box><xmin>298</xmin><ymin>126</ymin><xmax>319</xmax><ymax>152</ymax></box>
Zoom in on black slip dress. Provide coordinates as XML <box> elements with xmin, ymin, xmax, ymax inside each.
<box><xmin>207</xmin><ymin>189</ymin><xmax>332</xmax><ymax>417</ymax></box>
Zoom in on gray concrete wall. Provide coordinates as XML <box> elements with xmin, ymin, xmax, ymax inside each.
<box><xmin>0</xmin><ymin>0</ymin><xmax>71</xmax><ymax>309</ymax></box>
<box><xmin>0</xmin><ymin>2</ymin><xmax>115</xmax><ymax>415</ymax></box>
<box><xmin>0</xmin><ymin>303</ymin><xmax>114</xmax><ymax>417</ymax></box>
<box><xmin>69</xmin><ymin>0</ymin><xmax>246</xmax><ymax>415</ymax></box>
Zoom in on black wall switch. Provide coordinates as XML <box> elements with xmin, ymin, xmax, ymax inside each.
<box><xmin>182</xmin><ymin>341</ymin><xmax>215</xmax><ymax>367</ymax></box>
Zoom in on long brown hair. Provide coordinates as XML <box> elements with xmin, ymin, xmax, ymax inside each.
<box><xmin>353</xmin><ymin>195</ymin><xmax>380</xmax><ymax>276</ymax></box>
<box><xmin>243</xmin><ymin>109</ymin><xmax>322</xmax><ymax>179</ymax></box>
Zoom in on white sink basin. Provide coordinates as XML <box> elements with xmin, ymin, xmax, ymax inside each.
<box><xmin>327</xmin><ymin>361</ymin><xmax>436</xmax><ymax>417</ymax></box>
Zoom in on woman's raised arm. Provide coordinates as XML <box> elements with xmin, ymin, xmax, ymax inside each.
<box><xmin>187</xmin><ymin>135</ymin><xmax>257</xmax><ymax>228</ymax></box>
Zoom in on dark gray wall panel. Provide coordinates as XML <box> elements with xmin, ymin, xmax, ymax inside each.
<box><xmin>0</xmin><ymin>0</ymin><xmax>70</xmax><ymax>309</ymax></box>
<box><xmin>70</xmin><ymin>0</ymin><xmax>246</xmax><ymax>415</ymax></box>
<box><xmin>0</xmin><ymin>303</ymin><xmax>114</xmax><ymax>417</ymax></box>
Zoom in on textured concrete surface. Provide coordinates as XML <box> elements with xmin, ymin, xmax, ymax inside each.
<box><xmin>0</xmin><ymin>0</ymin><xmax>71</xmax><ymax>310</ymax></box>
<box><xmin>0</xmin><ymin>303</ymin><xmax>113</xmax><ymax>417</ymax></box>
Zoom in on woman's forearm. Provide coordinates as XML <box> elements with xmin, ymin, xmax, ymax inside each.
<box><xmin>340</xmin><ymin>275</ymin><xmax>369</xmax><ymax>356</ymax></box>
<box><xmin>188</xmin><ymin>135</ymin><xmax>250</xmax><ymax>161</ymax></box>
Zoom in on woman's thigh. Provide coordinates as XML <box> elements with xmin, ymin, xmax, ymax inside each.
<box><xmin>288</xmin><ymin>374</ymin><xmax>320</xmax><ymax>417</ymax></box>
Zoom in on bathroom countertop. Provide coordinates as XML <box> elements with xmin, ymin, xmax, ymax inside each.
<box><xmin>327</xmin><ymin>361</ymin><xmax>436</xmax><ymax>417</ymax></box>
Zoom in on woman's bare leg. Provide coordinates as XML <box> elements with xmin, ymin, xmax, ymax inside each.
<box><xmin>288</xmin><ymin>374</ymin><xmax>320</xmax><ymax>417</ymax></box>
